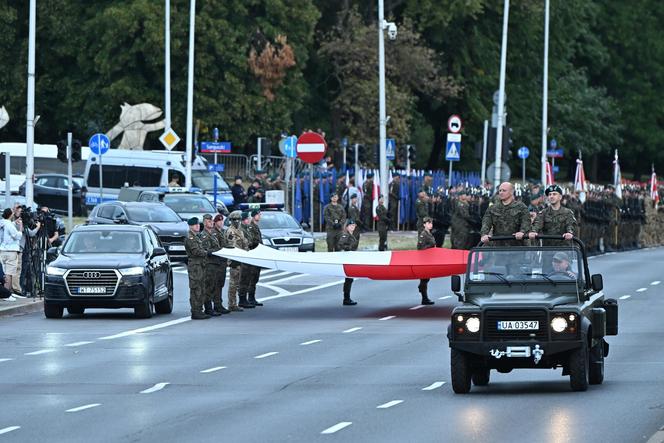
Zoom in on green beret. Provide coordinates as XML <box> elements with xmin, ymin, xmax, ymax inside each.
<box><xmin>251</xmin><ymin>208</ymin><xmax>261</xmax><ymax>217</ymax></box>
<box><xmin>187</xmin><ymin>217</ymin><xmax>199</xmax><ymax>226</ymax></box>
<box><xmin>241</xmin><ymin>211</ymin><xmax>251</xmax><ymax>220</ymax></box>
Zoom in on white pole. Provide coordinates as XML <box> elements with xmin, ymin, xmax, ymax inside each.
<box><xmin>377</xmin><ymin>0</ymin><xmax>388</xmax><ymax>201</ymax></box>
<box><xmin>184</xmin><ymin>0</ymin><xmax>196</xmax><ymax>188</ymax></box>
<box><xmin>67</xmin><ymin>132</ymin><xmax>73</xmax><ymax>231</ymax></box>
<box><xmin>541</xmin><ymin>0</ymin><xmax>550</xmax><ymax>187</ymax></box>
<box><xmin>480</xmin><ymin>119</ymin><xmax>488</xmax><ymax>186</ymax></box>
<box><xmin>4</xmin><ymin>153</ymin><xmax>11</xmax><ymax>208</ymax></box>
<box><xmin>493</xmin><ymin>0</ymin><xmax>510</xmax><ymax>192</ymax></box>
<box><xmin>257</xmin><ymin>137</ymin><xmax>262</xmax><ymax>171</ymax></box>
<box><xmin>164</xmin><ymin>0</ymin><xmax>171</xmax><ymax>131</ymax></box>
<box><xmin>25</xmin><ymin>0</ymin><xmax>37</xmax><ymax>207</ymax></box>
<box><xmin>354</xmin><ymin>143</ymin><xmax>359</xmax><ymax>176</ymax></box>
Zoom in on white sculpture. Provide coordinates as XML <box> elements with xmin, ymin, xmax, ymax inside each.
<box><xmin>106</xmin><ymin>102</ymin><xmax>165</xmax><ymax>150</ymax></box>
<box><xmin>0</xmin><ymin>106</ymin><xmax>9</xmax><ymax>130</ymax></box>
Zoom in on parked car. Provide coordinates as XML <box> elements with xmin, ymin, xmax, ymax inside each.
<box><xmin>117</xmin><ymin>186</ymin><xmax>228</xmax><ymax>219</ymax></box>
<box><xmin>18</xmin><ymin>173</ymin><xmax>87</xmax><ymax>216</ymax></box>
<box><xmin>86</xmin><ymin>201</ymin><xmax>189</xmax><ymax>261</ymax></box>
<box><xmin>231</xmin><ymin>204</ymin><xmax>315</xmax><ymax>252</ymax></box>
<box><xmin>44</xmin><ymin>224</ymin><xmax>174</xmax><ymax>319</ymax></box>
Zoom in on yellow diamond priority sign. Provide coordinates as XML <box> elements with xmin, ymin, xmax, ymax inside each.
<box><xmin>159</xmin><ymin>128</ymin><xmax>181</xmax><ymax>151</ymax></box>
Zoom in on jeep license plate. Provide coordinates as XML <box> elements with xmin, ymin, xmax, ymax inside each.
<box><xmin>279</xmin><ymin>247</ymin><xmax>299</xmax><ymax>252</ymax></box>
<box><xmin>168</xmin><ymin>245</ymin><xmax>186</xmax><ymax>251</ymax></box>
<box><xmin>497</xmin><ymin>321</ymin><xmax>539</xmax><ymax>330</ymax></box>
<box><xmin>78</xmin><ymin>287</ymin><xmax>106</xmax><ymax>294</ymax></box>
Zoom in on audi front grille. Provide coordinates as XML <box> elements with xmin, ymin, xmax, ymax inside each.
<box><xmin>64</xmin><ymin>269</ymin><xmax>121</xmax><ymax>297</ymax></box>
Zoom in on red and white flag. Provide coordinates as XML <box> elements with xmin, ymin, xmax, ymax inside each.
<box><xmin>545</xmin><ymin>161</ymin><xmax>554</xmax><ymax>186</ymax></box>
<box><xmin>574</xmin><ymin>158</ymin><xmax>587</xmax><ymax>192</ymax></box>
<box><xmin>372</xmin><ymin>170</ymin><xmax>380</xmax><ymax>220</ymax></box>
<box><xmin>650</xmin><ymin>165</ymin><xmax>659</xmax><ymax>208</ymax></box>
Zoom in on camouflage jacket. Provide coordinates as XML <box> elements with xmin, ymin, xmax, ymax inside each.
<box><xmin>200</xmin><ymin>229</ymin><xmax>224</xmax><ymax>266</ymax></box>
<box><xmin>532</xmin><ymin>206</ymin><xmax>577</xmax><ymax>236</ymax></box>
<box><xmin>224</xmin><ymin>224</ymin><xmax>248</xmax><ymax>267</ymax></box>
<box><xmin>376</xmin><ymin>204</ymin><xmax>389</xmax><ymax>229</ymax></box>
<box><xmin>415</xmin><ymin>198</ymin><xmax>429</xmax><ymax>226</ymax></box>
<box><xmin>362</xmin><ymin>179</ymin><xmax>373</xmax><ymax>203</ymax></box>
<box><xmin>184</xmin><ymin>230</ymin><xmax>207</xmax><ymax>267</ymax></box>
<box><xmin>417</xmin><ymin>229</ymin><xmax>436</xmax><ymax>250</ymax></box>
<box><xmin>337</xmin><ymin>231</ymin><xmax>359</xmax><ymax>251</ymax></box>
<box><xmin>389</xmin><ymin>181</ymin><xmax>400</xmax><ymax>203</ymax></box>
<box><xmin>212</xmin><ymin>227</ymin><xmax>228</xmax><ymax>266</ymax></box>
<box><xmin>242</xmin><ymin>222</ymin><xmax>262</xmax><ymax>249</ymax></box>
<box><xmin>451</xmin><ymin>200</ymin><xmax>473</xmax><ymax>230</ymax></box>
<box><xmin>480</xmin><ymin>200</ymin><xmax>531</xmax><ymax>236</ymax></box>
<box><xmin>324</xmin><ymin>203</ymin><xmax>346</xmax><ymax>231</ymax></box>
<box><xmin>348</xmin><ymin>204</ymin><xmax>361</xmax><ymax>225</ymax></box>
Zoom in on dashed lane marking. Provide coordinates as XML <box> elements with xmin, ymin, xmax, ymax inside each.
<box><xmin>99</xmin><ymin>317</ymin><xmax>190</xmax><ymax>340</ymax></box>
<box><xmin>200</xmin><ymin>366</ymin><xmax>227</xmax><ymax>374</ymax></box>
<box><xmin>0</xmin><ymin>426</ymin><xmax>20</xmax><ymax>435</ymax></box>
<box><xmin>66</xmin><ymin>403</ymin><xmax>101</xmax><ymax>413</ymax></box>
<box><xmin>379</xmin><ymin>316</ymin><xmax>396</xmax><ymax>321</ymax></box>
<box><xmin>0</xmin><ymin>358</ymin><xmax>13</xmax><ymax>363</ymax></box>
<box><xmin>140</xmin><ymin>382</ymin><xmax>170</xmax><ymax>394</ymax></box>
<box><xmin>254</xmin><ymin>352</ymin><xmax>279</xmax><ymax>359</ymax></box>
<box><xmin>65</xmin><ymin>341</ymin><xmax>94</xmax><ymax>347</ymax></box>
<box><xmin>651</xmin><ymin>281</ymin><xmax>661</xmax><ymax>286</ymax></box>
<box><xmin>376</xmin><ymin>400</ymin><xmax>404</xmax><ymax>409</ymax></box>
<box><xmin>422</xmin><ymin>381</ymin><xmax>446</xmax><ymax>391</ymax></box>
<box><xmin>343</xmin><ymin>327</ymin><xmax>362</xmax><ymax>334</ymax></box>
<box><xmin>321</xmin><ymin>422</ymin><xmax>352</xmax><ymax>434</ymax></box>
<box><xmin>300</xmin><ymin>340</ymin><xmax>322</xmax><ymax>346</ymax></box>
<box><xmin>636</xmin><ymin>288</ymin><xmax>648</xmax><ymax>292</ymax></box>
<box><xmin>409</xmin><ymin>305</ymin><xmax>425</xmax><ymax>310</ymax></box>
<box><xmin>619</xmin><ymin>295</ymin><xmax>631</xmax><ymax>300</ymax></box>
<box><xmin>438</xmin><ymin>296</ymin><xmax>452</xmax><ymax>300</ymax></box>
<box><xmin>24</xmin><ymin>349</ymin><xmax>55</xmax><ymax>356</ymax></box>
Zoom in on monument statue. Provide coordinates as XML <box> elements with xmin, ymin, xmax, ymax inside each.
<box><xmin>106</xmin><ymin>102</ymin><xmax>165</xmax><ymax>150</ymax></box>
<box><xmin>0</xmin><ymin>106</ymin><xmax>8</xmax><ymax>130</ymax></box>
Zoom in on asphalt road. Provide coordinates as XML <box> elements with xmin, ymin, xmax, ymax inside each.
<box><xmin>1</xmin><ymin>247</ymin><xmax>664</xmax><ymax>442</ymax></box>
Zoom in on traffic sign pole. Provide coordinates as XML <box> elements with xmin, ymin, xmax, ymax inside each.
<box><xmin>67</xmin><ymin>132</ymin><xmax>73</xmax><ymax>231</ymax></box>
<box><xmin>448</xmin><ymin>160</ymin><xmax>453</xmax><ymax>187</ymax></box>
<box><xmin>309</xmin><ymin>164</ymin><xmax>314</xmax><ymax>235</ymax></box>
<box><xmin>99</xmin><ymin>138</ymin><xmax>103</xmax><ymax>201</ymax></box>
<box><xmin>522</xmin><ymin>157</ymin><xmax>526</xmax><ymax>185</ymax></box>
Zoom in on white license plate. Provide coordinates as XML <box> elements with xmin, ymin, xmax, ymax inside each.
<box><xmin>77</xmin><ymin>287</ymin><xmax>106</xmax><ymax>294</ymax></box>
<box><xmin>279</xmin><ymin>247</ymin><xmax>299</xmax><ymax>252</ymax></box>
<box><xmin>168</xmin><ymin>245</ymin><xmax>186</xmax><ymax>251</ymax></box>
<box><xmin>497</xmin><ymin>320</ymin><xmax>539</xmax><ymax>330</ymax></box>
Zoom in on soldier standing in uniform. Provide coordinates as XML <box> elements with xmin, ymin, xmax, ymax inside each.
<box><xmin>247</xmin><ymin>188</ymin><xmax>264</xmax><ymax>204</ymax></box>
<box><xmin>224</xmin><ymin>211</ymin><xmax>248</xmax><ymax>312</ymax></box>
<box><xmin>324</xmin><ymin>193</ymin><xmax>346</xmax><ymax>251</ymax></box>
<box><xmin>348</xmin><ymin>194</ymin><xmax>361</xmax><ymax>241</ymax></box>
<box><xmin>245</xmin><ymin>208</ymin><xmax>264</xmax><ymax>307</ymax></box>
<box><xmin>376</xmin><ymin>195</ymin><xmax>390</xmax><ymax>251</ymax></box>
<box><xmin>451</xmin><ymin>191</ymin><xmax>474</xmax><ymax>249</ymax></box>
<box><xmin>528</xmin><ymin>184</ymin><xmax>577</xmax><ymax>244</ymax></box>
<box><xmin>199</xmin><ymin>214</ymin><xmax>222</xmax><ymax>317</ymax></box>
<box><xmin>338</xmin><ymin>220</ymin><xmax>359</xmax><ymax>305</ymax></box>
<box><xmin>184</xmin><ymin>217</ymin><xmax>209</xmax><ymax>319</ymax></box>
<box><xmin>362</xmin><ymin>172</ymin><xmax>374</xmax><ymax>230</ymax></box>
<box><xmin>480</xmin><ymin>182</ymin><xmax>531</xmax><ymax>244</ymax></box>
<box><xmin>212</xmin><ymin>214</ymin><xmax>230</xmax><ymax>313</ymax></box>
<box><xmin>415</xmin><ymin>191</ymin><xmax>430</xmax><ymax>233</ymax></box>
<box><xmin>238</xmin><ymin>211</ymin><xmax>256</xmax><ymax>309</ymax></box>
<box><xmin>416</xmin><ymin>217</ymin><xmax>436</xmax><ymax>305</ymax></box>
<box><xmin>389</xmin><ymin>173</ymin><xmax>401</xmax><ymax>230</ymax></box>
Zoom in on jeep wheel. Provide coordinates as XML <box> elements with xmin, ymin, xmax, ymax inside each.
<box><xmin>451</xmin><ymin>349</ymin><xmax>472</xmax><ymax>394</ymax></box>
<box><xmin>588</xmin><ymin>341</ymin><xmax>605</xmax><ymax>385</ymax></box>
<box><xmin>44</xmin><ymin>303</ymin><xmax>63</xmax><ymax>319</ymax></box>
<box><xmin>67</xmin><ymin>306</ymin><xmax>85</xmax><ymax>315</ymax></box>
<box><xmin>569</xmin><ymin>341</ymin><xmax>589</xmax><ymax>391</ymax></box>
<box><xmin>155</xmin><ymin>275</ymin><xmax>174</xmax><ymax>314</ymax></box>
<box><xmin>472</xmin><ymin>368</ymin><xmax>491</xmax><ymax>386</ymax></box>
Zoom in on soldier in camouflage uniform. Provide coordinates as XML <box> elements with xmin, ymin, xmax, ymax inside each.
<box><xmin>480</xmin><ymin>182</ymin><xmax>531</xmax><ymax>245</ymax></box>
<box><xmin>376</xmin><ymin>195</ymin><xmax>390</xmax><ymax>251</ymax></box>
<box><xmin>199</xmin><ymin>214</ymin><xmax>222</xmax><ymax>317</ymax></box>
<box><xmin>238</xmin><ymin>211</ymin><xmax>256</xmax><ymax>309</ymax></box>
<box><xmin>324</xmin><ymin>194</ymin><xmax>347</xmax><ymax>251</ymax></box>
<box><xmin>451</xmin><ymin>191</ymin><xmax>474</xmax><ymax>249</ymax></box>
<box><xmin>338</xmin><ymin>220</ymin><xmax>359</xmax><ymax>305</ymax></box>
<box><xmin>212</xmin><ymin>214</ymin><xmax>230</xmax><ymax>313</ymax></box>
<box><xmin>184</xmin><ymin>217</ymin><xmax>209</xmax><ymax>320</ymax></box>
<box><xmin>224</xmin><ymin>211</ymin><xmax>248</xmax><ymax>312</ymax></box>
<box><xmin>415</xmin><ymin>191</ymin><xmax>430</xmax><ymax>233</ymax></box>
<box><xmin>348</xmin><ymin>194</ymin><xmax>361</xmax><ymax>241</ymax></box>
<box><xmin>362</xmin><ymin>172</ymin><xmax>374</xmax><ymax>230</ymax></box>
<box><xmin>604</xmin><ymin>185</ymin><xmax>622</xmax><ymax>251</ymax></box>
<box><xmin>528</xmin><ymin>184</ymin><xmax>577</xmax><ymax>245</ymax></box>
<box><xmin>244</xmin><ymin>208</ymin><xmax>264</xmax><ymax>307</ymax></box>
<box><xmin>247</xmin><ymin>188</ymin><xmax>264</xmax><ymax>204</ymax></box>
<box><xmin>416</xmin><ymin>217</ymin><xmax>435</xmax><ymax>305</ymax></box>
<box><xmin>389</xmin><ymin>173</ymin><xmax>401</xmax><ymax>229</ymax></box>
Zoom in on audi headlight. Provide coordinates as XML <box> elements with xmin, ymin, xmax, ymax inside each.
<box><xmin>46</xmin><ymin>266</ymin><xmax>66</xmax><ymax>276</ymax></box>
<box><xmin>119</xmin><ymin>267</ymin><xmax>144</xmax><ymax>276</ymax></box>
<box><xmin>465</xmin><ymin>317</ymin><xmax>480</xmax><ymax>333</ymax></box>
<box><xmin>551</xmin><ymin>316</ymin><xmax>568</xmax><ymax>333</ymax></box>
<box><xmin>262</xmin><ymin>238</ymin><xmax>272</xmax><ymax>246</ymax></box>
<box><xmin>303</xmin><ymin>237</ymin><xmax>314</xmax><ymax>244</ymax></box>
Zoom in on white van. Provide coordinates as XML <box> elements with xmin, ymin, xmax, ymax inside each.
<box><xmin>84</xmin><ymin>149</ymin><xmax>233</xmax><ymax>208</ymax></box>
<box><xmin>0</xmin><ymin>142</ymin><xmax>92</xmax><ymax>176</ymax></box>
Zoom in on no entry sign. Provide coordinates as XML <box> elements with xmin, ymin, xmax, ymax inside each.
<box><xmin>296</xmin><ymin>131</ymin><xmax>327</xmax><ymax>164</ymax></box>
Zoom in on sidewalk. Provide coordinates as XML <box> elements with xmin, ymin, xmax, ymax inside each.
<box><xmin>0</xmin><ymin>296</ymin><xmax>44</xmax><ymax>317</ymax></box>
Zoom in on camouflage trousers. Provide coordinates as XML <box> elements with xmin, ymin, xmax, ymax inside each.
<box><xmin>204</xmin><ymin>263</ymin><xmax>227</xmax><ymax>306</ymax></box>
<box><xmin>227</xmin><ymin>265</ymin><xmax>242</xmax><ymax>308</ymax></box>
<box><xmin>188</xmin><ymin>262</ymin><xmax>206</xmax><ymax>314</ymax></box>
<box><xmin>326</xmin><ymin>229</ymin><xmax>343</xmax><ymax>252</ymax></box>
<box><xmin>378</xmin><ymin>227</ymin><xmax>388</xmax><ymax>251</ymax></box>
<box><xmin>239</xmin><ymin>264</ymin><xmax>259</xmax><ymax>297</ymax></box>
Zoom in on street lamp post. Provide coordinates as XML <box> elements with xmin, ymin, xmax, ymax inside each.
<box><xmin>26</xmin><ymin>0</ymin><xmax>37</xmax><ymax>207</ymax></box>
<box><xmin>493</xmin><ymin>0</ymin><xmax>510</xmax><ymax>192</ymax></box>
<box><xmin>164</xmin><ymin>0</ymin><xmax>171</xmax><ymax>131</ymax></box>
<box><xmin>377</xmin><ymin>0</ymin><xmax>395</xmax><ymax>202</ymax></box>
<box><xmin>184</xmin><ymin>0</ymin><xmax>196</xmax><ymax>188</ymax></box>
<box><xmin>540</xmin><ymin>0</ymin><xmax>550</xmax><ymax>187</ymax></box>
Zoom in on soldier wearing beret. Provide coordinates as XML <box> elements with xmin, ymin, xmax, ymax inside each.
<box><xmin>212</xmin><ymin>213</ymin><xmax>230</xmax><ymax>313</ymax></box>
<box><xmin>338</xmin><ymin>219</ymin><xmax>359</xmax><ymax>305</ymax></box>
<box><xmin>185</xmin><ymin>217</ymin><xmax>209</xmax><ymax>319</ymax></box>
<box><xmin>242</xmin><ymin>208</ymin><xmax>264</xmax><ymax>307</ymax></box>
<box><xmin>324</xmin><ymin>193</ymin><xmax>347</xmax><ymax>251</ymax></box>
<box><xmin>248</xmin><ymin>188</ymin><xmax>264</xmax><ymax>204</ymax></box>
<box><xmin>199</xmin><ymin>213</ymin><xmax>227</xmax><ymax>316</ymax></box>
<box><xmin>361</xmin><ymin>172</ymin><xmax>374</xmax><ymax>230</ymax></box>
<box><xmin>224</xmin><ymin>211</ymin><xmax>248</xmax><ymax>311</ymax></box>
<box><xmin>416</xmin><ymin>217</ymin><xmax>435</xmax><ymax>305</ymax></box>
<box><xmin>389</xmin><ymin>173</ymin><xmax>401</xmax><ymax>229</ymax></box>
<box><xmin>529</xmin><ymin>184</ymin><xmax>577</xmax><ymax>246</ymax></box>
<box><xmin>375</xmin><ymin>195</ymin><xmax>390</xmax><ymax>251</ymax></box>
<box><xmin>237</xmin><ymin>211</ymin><xmax>256</xmax><ymax>308</ymax></box>
<box><xmin>451</xmin><ymin>191</ymin><xmax>474</xmax><ymax>250</ymax></box>
<box><xmin>348</xmin><ymin>194</ymin><xmax>361</xmax><ymax>241</ymax></box>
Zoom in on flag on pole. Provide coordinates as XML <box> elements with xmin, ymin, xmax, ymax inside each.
<box><xmin>545</xmin><ymin>161</ymin><xmax>554</xmax><ymax>186</ymax></box>
<box><xmin>294</xmin><ymin>175</ymin><xmax>302</xmax><ymax>222</ymax></box>
<box><xmin>574</xmin><ymin>158</ymin><xmax>587</xmax><ymax>192</ymax></box>
<box><xmin>372</xmin><ymin>170</ymin><xmax>380</xmax><ymax>220</ymax></box>
<box><xmin>613</xmin><ymin>150</ymin><xmax>622</xmax><ymax>199</ymax></box>
<box><xmin>650</xmin><ymin>164</ymin><xmax>659</xmax><ymax>208</ymax></box>
<box><xmin>356</xmin><ymin>169</ymin><xmax>365</xmax><ymax>208</ymax></box>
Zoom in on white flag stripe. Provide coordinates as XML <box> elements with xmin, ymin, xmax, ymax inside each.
<box><xmin>297</xmin><ymin>143</ymin><xmax>326</xmax><ymax>152</ymax></box>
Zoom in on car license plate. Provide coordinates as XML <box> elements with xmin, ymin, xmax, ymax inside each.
<box><xmin>279</xmin><ymin>247</ymin><xmax>299</xmax><ymax>252</ymax></box>
<box><xmin>78</xmin><ymin>287</ymin><xmax>106</xmax><ymax>294</ymax></box>
<box><xmin>169</xmin><ymin>245</ymin><xmax>186</xmax><ymax>251</ymax></box>
<box><xmin>497</xmin><ymin>320</ymin><xmax>539</xmax><ymax>330</ymax></box>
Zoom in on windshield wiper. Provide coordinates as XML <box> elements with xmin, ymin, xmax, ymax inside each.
<box><xmin>475</xmin><ymin>271</ymin><xmax>511</xmax><ymax>286</ymax></box>
<box><xmin>525</xmin><ymin>273</ymin><xmax>557</xmax><ymax>285</ymax></box>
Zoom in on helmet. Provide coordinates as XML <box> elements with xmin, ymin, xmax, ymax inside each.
<box><xmin>229</xmin><ymin>210</ymin><xmax>242</xmax><ymax>221</ymax></box>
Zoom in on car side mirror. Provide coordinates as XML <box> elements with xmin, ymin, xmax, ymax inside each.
<box><xmin>152</xmin><ymin>247</ymin><xmax>167</xmax><ymax>257</ymax></box>
<box><xmin>114</xmin><ymin>215</ymin><xmax>128</xmax><ymax>224</ymax></box>
<box><xmin>46</xmin><ymin>247</ymin><xmax>59</xmax><ymax>262</ymax></box>
<box><xmin>591</xmin><ymin>274</ymin><xmax>603</xmax><ymax>292</ymax></box>
<box><xmin>451</xmin><ymin>275</ymin><xmax>461</xmax><ymax>293</ymax></box>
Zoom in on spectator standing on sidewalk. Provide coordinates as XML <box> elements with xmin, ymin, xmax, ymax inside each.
<box><xmin>0</xmin><ymin>208</ymin><xmax>23</xmax><ymax>292</ymax></box>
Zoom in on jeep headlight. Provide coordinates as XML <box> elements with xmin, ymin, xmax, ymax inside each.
<box><xmin>262</xmin><ymin>238</ymin><xmax>272</xmax><ymax>246</ymax></box>
<box><xmin>551</xmin><ymin>316</ymin><xmax>568</xmax><ymax>333</ymax></box>
<box><xmin>465</xmin><ymin>317</ymin><xmax>481</xmax><ymax>333</ymax></box>
<box><xmin>119</xmin><ymin>267</ymin><xmax>144</xmax><ymax>276</ymax></box>
<box><xmin>302</xmin><ymin>237</ymin><xmax>314</xmax><ymax>244</ymax></box>
<box><xmin>46</xmin><ymin>266</ymin><xmax>67</xmax><ymax>276</ymax></box>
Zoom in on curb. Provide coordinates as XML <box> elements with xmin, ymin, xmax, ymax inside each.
<box><xmin>0</xmin><ymin>299</ymin><xmax>44</xmax><ymax>317</ymax></box>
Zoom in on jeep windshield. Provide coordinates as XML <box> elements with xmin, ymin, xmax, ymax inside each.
<box><xmin>467</xmin><ymin>247</ymin><xmax>584</xmax><ymax>286</ymax></box>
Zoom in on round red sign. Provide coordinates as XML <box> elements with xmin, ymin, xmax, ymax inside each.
<box><xmin>296</xmin><ymin>132</ymin><xmax>327</xmax><ymax>164</ymax></box>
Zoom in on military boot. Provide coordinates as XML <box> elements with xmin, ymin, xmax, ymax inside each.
<box><xmin>342</xmin><ymin>284</ymin><xmax>357</xmax><ymax>306</ymax></box>
<box><xmin>248</xmin><ymin>293</ymin><xmax>263</xmax><ymax>307</ymax></box>
<box><xmin>239</xmin><ymin>294</ymin><xmax>254</xmax><ymax>309</ymax></box>
<box><xmin>204</xmin><ymin>301</ymin><xmax>221</xmax><ymax>316</ymax></box>
<box><xmin>419</xmin><ymin>288</ymin><xmax>435</xmax><ymax>305</ymax></box>
<box><xmin>214</xmin><ymin>304</ymin><xmax>230</xmax><ymax>315</ymax></box>
<box><xmin>191</xmin><ymin>311</ymin><xmax>211</xmax><ymax>320</ymax></box>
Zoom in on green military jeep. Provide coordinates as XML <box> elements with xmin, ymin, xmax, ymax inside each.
<box><xmin>447</xmin><ymin>236</ymin><xmax>618</xmax><ymax>393</ymax></box>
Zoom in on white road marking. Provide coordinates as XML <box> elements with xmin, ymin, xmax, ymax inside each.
<box><xmin>66</xmin><ymin>403</ymin><xmax>101</xmax><ymax>413</ymax></box>
<box><xmin>619</xmin><ymin>295</ymin><xmax>631</xmax><ymax>300</ymax></box>
<box><xmin>343</xmin><ymin>327</ymin><xmax>362</xmax><ymax>334</ymax></box>
<box><xmin>259</xmin><ymin>269</ymin><xmax>279</xmax><ymax>276</ymax></box>
<box><xmin>376</xmin><ymin>400</ymin><xmax>404</xmax><ymax>409</ymax></box>
<box><xmin>254</xmin><ymin>352</ymin><xmax>279</xmax><ymax>359</ymax></box>
<box><xmin>422</xmin><ymin>381</ymin><xmax>446</xmax><ymax>391</ymax></box>
<box><xmin>24</xmin><ymin>349</ymin><xmax>55</xmax><ymax>356</ymax></box>
<box><xmin>260</xmin><ymin>271</ymin><xmax>292</xmax><ymax>280</ymax></box>
<box><xmin>65</xmin><ymin>341</ymin><xmax>94</xmax><ymax>347</ymax></box>
<box><xmin>651</xmin><ymin>281</ymin><xmax>661</xmax><ymax>286</ymax></box>
<box><xmin>0</xmin><ymin>358</ymin><xmax>13</xmax><ymax>363</ymax></box>
<box><xmin>99</xmin><ymin>317</ymin><xmax>190</xmax><ymax>340</ymax></box>
<box><xmin>409</xmin><ymin>305</ymin><xmax>425</xmax><ymax>310</ymax></box>
<box><xmin>636</xmin><ymin>288</ymin><xmax>648</xmax><ymax>292</ymax></box>
<box><xmin>300</xmin><ymin>340</ymin><xmax>322</xmax><ymax>346</ymax></box>
<box><xmin>258</xmin><ymin>280</ymin><xmax>345</xmax><ymax>302</ymax></box>
<box><xmin>0</xmin><ymin>426</ymin><xmax>20</xmax><ymax>435</ymax></box>
<box><xmin>321</xmin><ymin>422</ymin><xmax>352</xmax><ymax>434</ymax></box>
<box><xmin>266</xmin><ymin>274</ymin><xmax>308</xmax><ymax>285</ymax></box>
<box><xmin>200</xmin><ymin>366</ymin><xmax>227</xmax><ymax>374</ymax></box>
<box><xmin>379</xmin><ymin>316</ymin><xmax>396</xmax><ymax>321</ymax></box>
<box><xmin>438</xmin><ymin>296</ymin><xmax>452</xmax><ymax>300</ymax></box>
<box><xmin>140</xmin><ymin>382</ymin><xmax>170</xmax><ymax>394</ymax></box>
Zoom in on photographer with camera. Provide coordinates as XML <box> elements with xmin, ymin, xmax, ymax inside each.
<box><xmin>38</xmin><ymin>207</ymin><xmax>62</xmax><ymax>247</ymax></box>
<box><xmin>0</xmin><ymin>208</ymin><xmax>23</xmax><ymax>292</ymax></box>
<box><xmin>12</xmin><ymin>204</ymin><xmax>40</xmax><ymax>296</ymax></box>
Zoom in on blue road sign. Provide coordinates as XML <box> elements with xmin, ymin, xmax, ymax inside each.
<box><xmin>546</xmin><ymin>148</ymin><xmax>564</xmax><ymax>158</ymax></box>
<box><xmin>88</xmin><ymin>133</ymin><xmax>110</xmax><ymax>155</ymax></box>
<box><xmin>207</xmin><ymin>163</ymin><xmax>225</xmax><ymax>172</ymax></box>
<box><xmin>386</xmin><ymin>139</ymin><xmax>396</xmax><ymax>160</ymax></box>
<box><xmin>201</xmin><ymin>141</ymin><xmax>231</xmax><ymax>153</ymax></box>
<box><xmin>445</xmin><ymin>139</ymin><xmax>461</xmax><ymax>161</ymax></box>
<box><xmin>341</xmin><ymin>137</ymin><xmax>348</xmax><ymax>148</ymax></box>
<box><xmin>213</xmin><ymin>127</ymin><xmax>219</xmax><ymax>142</ymax></box>
<box><xmin>283</xmin><ymin>135</ymin><xmax>297</xmax><ymax>158</ymax></box>
<box><xmin>518</xmin><ymin>146</ymin><xmax>530</xmax><ymax>159</ymax></box>
<box><xmin>549</xmin><ymin>138</ymin><xmax>557</xmax><ymax>149</ymax></box>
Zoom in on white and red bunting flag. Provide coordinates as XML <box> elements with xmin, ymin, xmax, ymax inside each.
<box><xmin>574</xmin><ymin>158</ymin><xmax>587</xmax><ymax>192</ymax></box>
<box><xmin>372</xmin><ymin>169</ymin><xmax>380</xmax><ymax>220</ymax></box>
<box><xmin>650</xmin><ymin>166</ymin><xmax>659</xmax><ymax>207</ymax></box>
<box><xmin>613</xmin><ymin>150</ymin><xmax>623</xmax><ymax>199</ymax></box>
<box><xmin>545</xmin><ymin>161</ymin><xmax>554</xmax><ymax>186</ymax></box>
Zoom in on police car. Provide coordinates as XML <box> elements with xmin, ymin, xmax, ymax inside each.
<box><xmin>233</xmin><ymin>203</ymin><xmax>315</xmax><ymax>252</ymax></box>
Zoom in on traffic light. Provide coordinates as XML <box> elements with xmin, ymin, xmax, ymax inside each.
<box><xmin>56</xmin><ymin>140</ymin><xmax>67</xmax><ymax>163</ymax></box>
<box><xmin>357</xmin><ymin>144</ymin><xmax>367</xmax><ymax>163</ymax></box>
<box><xmin>502</xmin><ymin>127</ymin><xmax>513</xmax><ymax>159</ymax></box>
<box><xmin>71</xmin><ymin>139</ymin><xmax>82</xmax><ymax>162</ymax></box>
<box><xmin>346</xmin><ymin>144</ymin><xmax>355</xmax><ymax>165</ymax></box>
<box><xmin>408</xmin><ymin>144</ymin><xmax>417</xmax><ymax>162</ymax></box>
